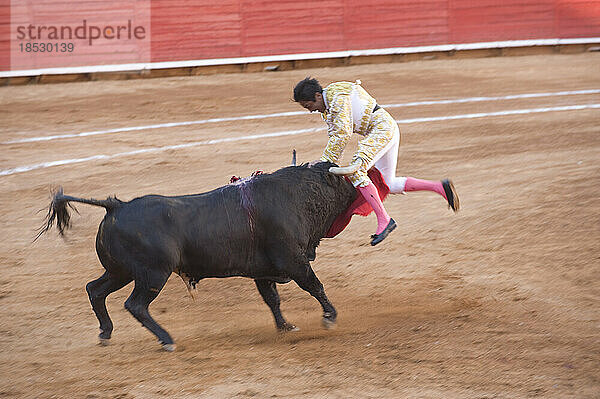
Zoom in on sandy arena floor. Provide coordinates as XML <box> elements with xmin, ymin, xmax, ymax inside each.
<box><xmin>1</xmin><ymin>53</ymin><xmax>599</xmax><ymax>398</ymax></box>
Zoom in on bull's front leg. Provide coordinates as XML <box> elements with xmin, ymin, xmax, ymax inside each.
<box><xmin>254</xmin><ymin>279</ymin><xmax>299</xmax><ymax>332</ymax></box>
<box><xmin>289</xmin><ymin>264</ymin><xmax>337</xmax><ymax>329</ymax></box>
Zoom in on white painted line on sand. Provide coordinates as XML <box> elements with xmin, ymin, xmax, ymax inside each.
<box><xmin>0</xmin><ymin>128</ymin><xmax>322</xmax><ymax>176</ymax></box>
<box><xmin>396</xmin><ymin>103</ymin><xmax>600</xmax><ymax>124</ymax></box>
<box><xmin>384</xmin><ymin>89</ymin><xmax>600</xmax><ymax>108</ymax></box>
<box><xmin>2</xmin><ymin>103</ymin><xmax>599</xmax><ymax>177</ymax></box>
<box><xmin>3</xmin><ymin>89</ymin><xmax>599</xmax><ymax>144</ymax></box>
<box><xmin>2</xmin><ymin>111</ymin><xmax>306</xmax><ymax>144</ymax></box>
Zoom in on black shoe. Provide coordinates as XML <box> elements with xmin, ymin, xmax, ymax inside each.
<box><xmin>370</xmin><ymin>218</ymin><xmax>397</xmax><ymax>246</ymax></box>
<box><xmin>442</xmin><ymin>179</ymin><xmax>460</xmax><ymax>212</ymax></box>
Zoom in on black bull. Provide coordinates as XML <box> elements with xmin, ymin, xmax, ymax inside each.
<box><xmin>39</xmin><ymin>162</ymin><xmax>357</xmax><ymax>351</ymax></box>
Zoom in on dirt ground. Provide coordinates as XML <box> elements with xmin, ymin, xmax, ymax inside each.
<box><xmin>1</xmin><ymin>53</ymin><xmax>599</xmax><ymax>399</ymax></box>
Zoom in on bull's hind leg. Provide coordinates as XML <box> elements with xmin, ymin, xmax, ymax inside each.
<box><xmin>124</xmin><ymin>272</ymin><xmax>175</xmax><ymax>351</ymax></box>
<box><xmin>86</xmin><ymin>272</ymin><xmax>132</xmax><ymax>345</ymax></box>
<box><xmin>290</xmin><ymin>263</ymin><xmax>337</xmax><ymax>329</ymax></box>
<box><xmin>254</xmin><ymin>279</ymin><xmax>299</xmax><ymax>332</ymax></box>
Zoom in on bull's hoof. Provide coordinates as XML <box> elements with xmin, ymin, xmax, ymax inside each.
<box><xmin>278</xmin><ymin>323</ymin><xmax>300</xmax><ymax>332</ymax></box>
<box><xmin>162</xmin><ymin>343</ymin><xmax>176</xmax><ymax>352</ymax></box>
<box><xmin>321</xmin><ymin>317</ymin><xmax>337</xmax><ymax>330</ymax></box>
<box><xmin>98</xmin><ymin>337</ymin><xmax>111</xmax><ymax>346</ymax></box>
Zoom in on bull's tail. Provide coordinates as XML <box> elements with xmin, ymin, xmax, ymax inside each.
<box><xmin>36</xmin><ymin>187</ymin><xmax>123</xmax><ymax>240</ymax></box>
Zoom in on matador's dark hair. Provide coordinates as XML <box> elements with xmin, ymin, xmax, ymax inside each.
<box><xmin>293</xmin><ymin>77</ymin><xmax>323</xmax><ymax>102</ymax></box>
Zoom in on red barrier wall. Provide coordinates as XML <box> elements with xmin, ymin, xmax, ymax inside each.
<box><xmin>0</xmin><ymin>0</ymin><xmax>9</xmax><ymax>70</ymax></box>
<box><xmin>2</xmin><ymin>0</ymin><xmax>600</xmax><ymax>71</ymax></box>
<box><xmin>5</xmin><ymin>0</ymin><xmax>150</xmax><ymax>72</ymax></box>
<box><xmin>149</xmin><ymin>0</ymin><xmax>600</xmax><ymax>63</ymax></box>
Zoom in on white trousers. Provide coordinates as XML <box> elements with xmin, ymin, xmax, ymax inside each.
<box><xmin>365</xmin><ymin>124</ymin><xmax>407</xmax><ymax>194</ymax></box>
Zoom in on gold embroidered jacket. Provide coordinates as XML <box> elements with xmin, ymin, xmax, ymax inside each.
<box><xmin>319</xmin><ymin>81</ymin><xmax>377</xmax><ymax>164</ymax></box>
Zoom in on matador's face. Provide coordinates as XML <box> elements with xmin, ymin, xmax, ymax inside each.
<box><xmin>298</xmin><ymin>92</ymin><xmax>326</xmax><ymax>113</ymax></box>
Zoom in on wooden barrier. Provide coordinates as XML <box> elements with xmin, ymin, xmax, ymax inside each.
<box><xmin>1</xmin><ymin>0</ymin><xmax>599</xmax><ymax>83</ymax></box>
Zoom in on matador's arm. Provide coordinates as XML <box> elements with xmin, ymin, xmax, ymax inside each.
<box><xmin>319</xmin><ymin>94</ymin><xmax>353</xmax><ymax>164</ymax></box>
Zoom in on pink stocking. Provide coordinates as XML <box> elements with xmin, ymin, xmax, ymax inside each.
<box><xmin>358</xmin><ymin>183</ymin><xmax>391</xmax><ymax>234</ymax></box>
<box><xmin>404</xmin><ymin>177</ymin><xmax>446</xmax><ymax>199</ymax></box>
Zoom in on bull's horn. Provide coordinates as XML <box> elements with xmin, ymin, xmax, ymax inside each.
<box><xmin>329</xmin><ymin>158</ymin><xmax>363</xmax><ymax>175</ymax></box>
